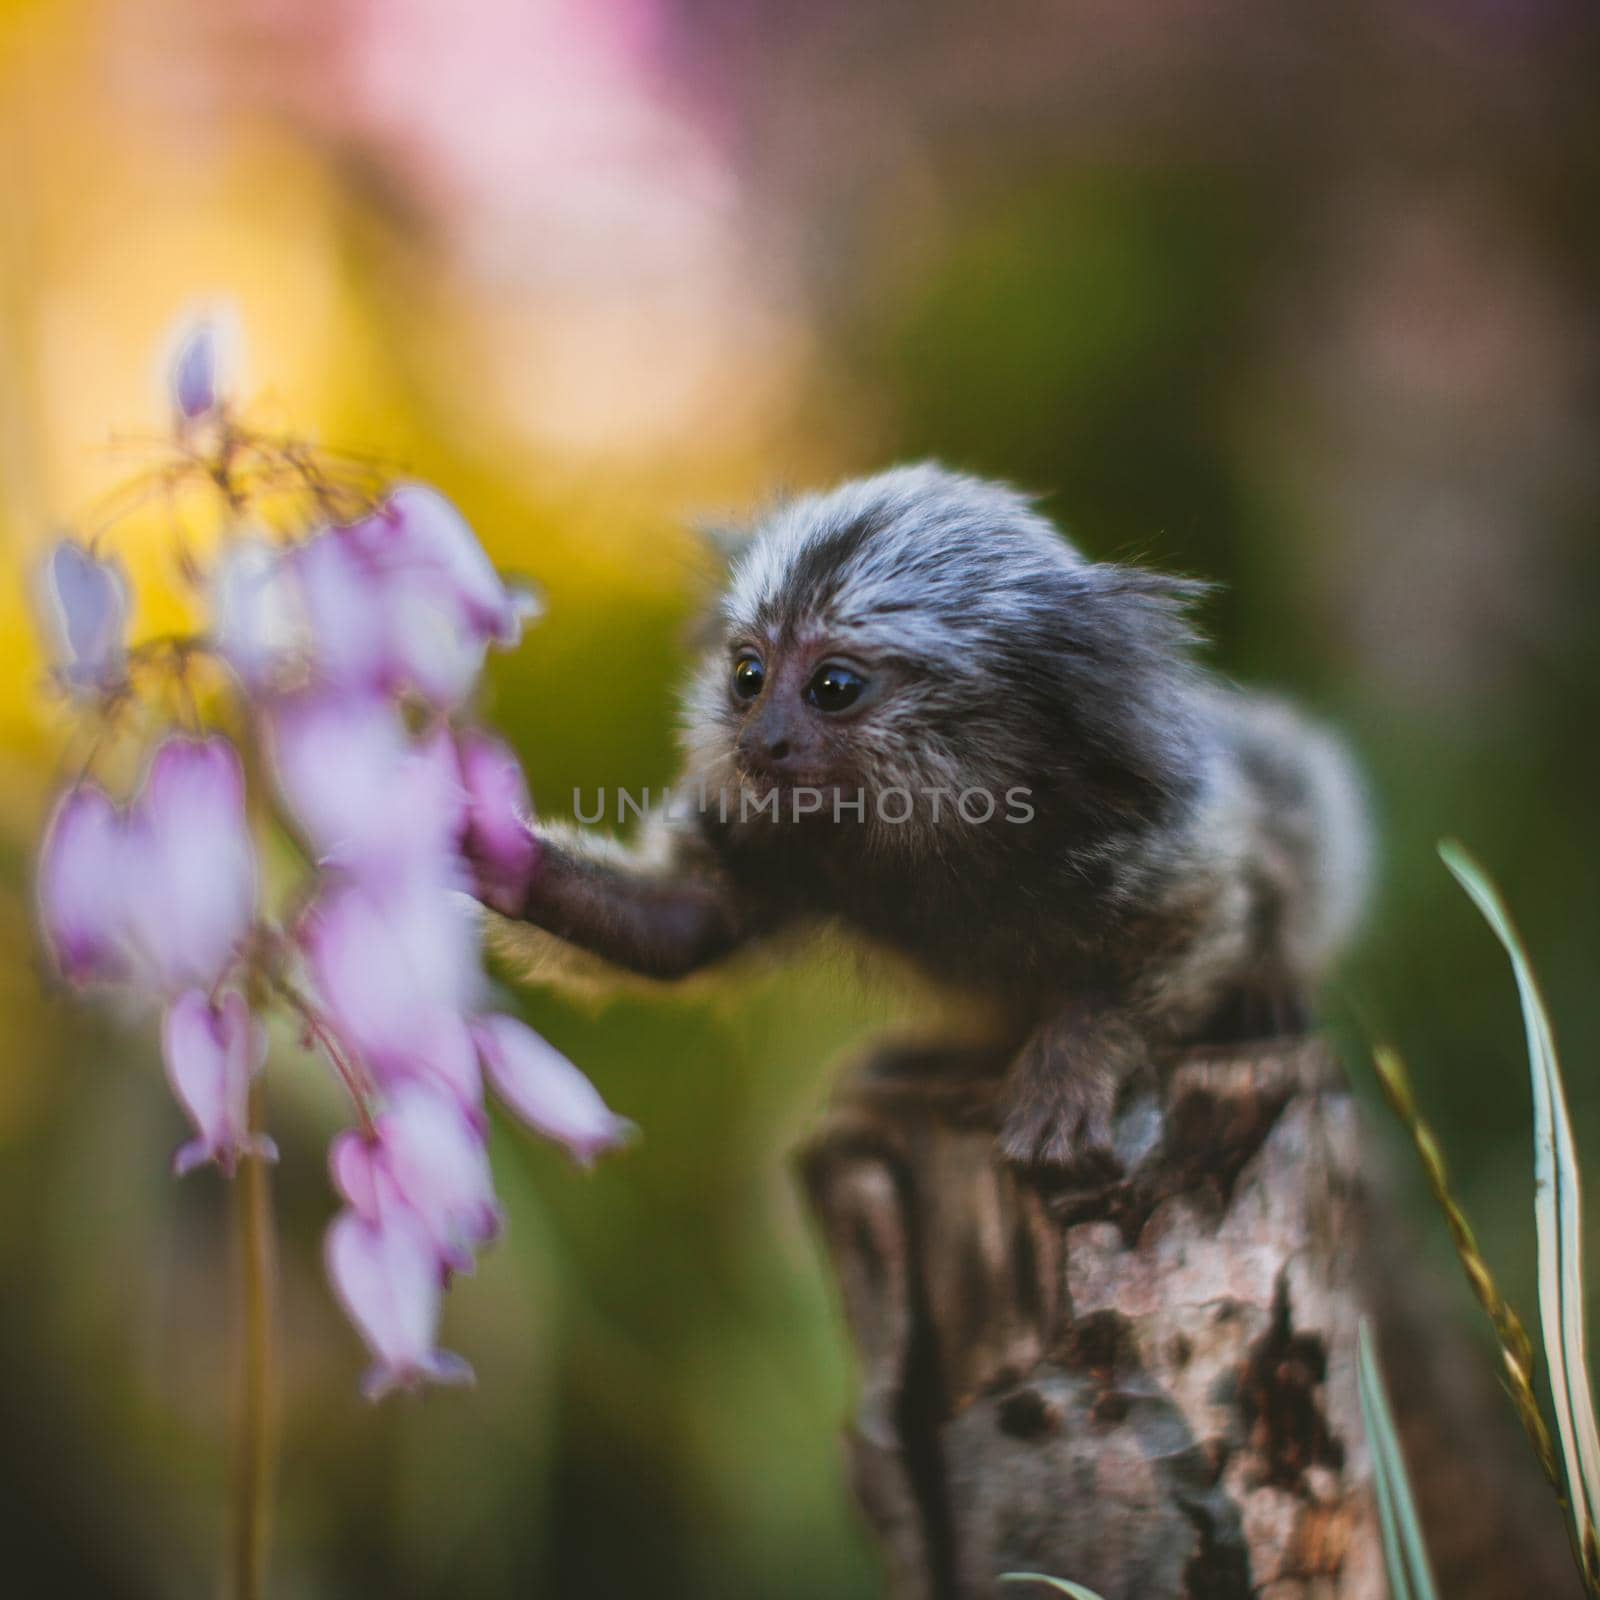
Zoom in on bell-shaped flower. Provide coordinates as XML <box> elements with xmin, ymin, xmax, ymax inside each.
<box><xmin>331</xmin><ymin>1081</ymin><xmax>501</xmax><ymax>1275</ymax></box>
<box><xmin>37</xmin><ymin>540</ymin><xmax>129</xmax><ymax>696</ymax></box>
<box><xmin>288</xmin><ymin>489</ymin><xmax>534</xmax><ymax>709</ymax></box>
<box><xmin>212</xmin><ymin>536</ymin><xmax>307</xmax><ymax>690</ymax></box>
<box><xmin>326</xmin><ymin>1204</ymin><xmax>474</xmax><ymax>1401</ymax></box>
<box><xmin>329</xmin><ymin>1127</ymin><xmax>391</xmax><ymax>1220</ymax></box>
<box><xmin>268</xmin><ymin>694</ymin><xmax>466</xmax><ymax>883</ymax></box>
<box><xmin>379</xmin><ymin>1081</ymin><xmax>502</xmax><ymax>1267</ymax></box>
<box><xmin>38</xmin><ymin>784</ymin><xmax>130</xmax><ymax>985</ymax></box>
<box><xmin>300</xmin><ymin>876</ymin><xmax>484</xmax><ymax>1099</ymax></box>
<box><xmin>346</xmin><ymin>486</ymin><xmax>537</xmax><ymax>647</ymax></box>
<box><xmin>290</xmin><ymin>521</ymin><xmax>484</xmax><ymax>707</ymax></box>
<box><xmin>163</xmin><ymin>989</ymin><xmax>276</xmax><ymax>1176</ymax></box>
<box><xmin>290</xmin><ymin>527</ymin><xmax>393</xmax><ymax>694</ymax></box>
<box><xmin>268</xmin><ymin>691</ymin><xmax>406</xmax><ymax>861</ymax></box>
<box><xmin>456</xmin><ymin>731</ymin><xmax>539</xmax><ymax>916</ymax></box>
<box><xmin>472</xmin><ymin>1014</ymin><xmax>634</xmax><ymax>1166</ymax></box>
<box><xmin>39</xmin><ymin>739</ymin><xmax>256</xmax><ymax>996</ymax></box>
<box><xmin>123</xmin><ymin>737</ymin><xmax>258</xmax><ymax>994</ymax></box>
<box><xmin>376</xmin><ymin>568</ymin><xmax>491</xmax><ymax>707</ymax></box>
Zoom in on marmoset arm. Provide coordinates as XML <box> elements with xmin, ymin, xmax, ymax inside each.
<box><xmin>518</xmin><ymin>823</ymin><xmax>750</xmax><ymax>981</ymax></box>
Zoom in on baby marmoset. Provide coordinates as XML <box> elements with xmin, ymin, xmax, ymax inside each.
<box><xmin>505</xmin><ymin>464</ymin><xmax>1369</xmax><ymax>1170</ymax></box>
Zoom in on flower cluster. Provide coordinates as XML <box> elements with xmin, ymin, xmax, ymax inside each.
<box><xmin>35</xmin><ymin>319</ymin><xmax>632</xmax><ymax>1398</ymax></box>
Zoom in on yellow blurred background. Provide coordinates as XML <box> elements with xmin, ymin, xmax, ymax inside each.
<box><xmin>3</xmin><ymin>0</ymin><xmax>1599</xmax><ymax>1594</ymax></box>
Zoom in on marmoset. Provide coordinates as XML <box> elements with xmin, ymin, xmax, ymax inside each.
<box><xmin>505</xmin><ymin>464</ymin><xmax>1369</xmax><ymax>1171</ymax></box>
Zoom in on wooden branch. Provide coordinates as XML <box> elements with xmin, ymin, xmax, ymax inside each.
<box><xmin>800</xmin><ymin>1035</ymin><xmax>1588</xmax><ymax>1598</ymax></box>
<box><xmin>799</xmin><ymin>1037</ymin><xmax>1380</xmax><ymax>1600</ymax></box>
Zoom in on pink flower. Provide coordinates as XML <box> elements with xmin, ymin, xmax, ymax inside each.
<box><xmin>37</xmin><ymin>784</ymin><xmax>130</xmax><ymax>985</ymax></box>
<box><xmin>37</xmin><ymin>540</ymin><xmax>129</xmax><ymax>695</ymax></box>
<box><xmin>326</xmin><ymin>1205</ymin><xmax>474</xmax><ymax>1400</ymax></box>
<box><xmin>294</xmin><ymin>519</ymin><xmax>480</xmax><ymax>704</ymax></box>
<box><xmin>39</xmin><ymin>738</ymin><xmax>256</xmax><ymax>996</ymax></box>
<box><xmin>331</xmin><ymin>1080</ymin><xmax>501</xmax><ymax>1275</ymax></box>
<box><xmin>300</xmin><ymin>877</ymin><xmax>484</xmax><ymax>1098</ymax></box>
<box><xmin>456</xmin><ymin>730</ymin><xmax>539</xmax><ymax>915</ymax></box>
<box><xmin>288</xmin><ymin>489</ymin><xmax>534</xmax><ymax>708</ymax></box>
<box><xmin>35</xmin><ymin>309</ymin><xmax>620</xmax><ymax>1402</ymax></box>
<box><xmin>329</xmin><ymin>1128</ymin><xmax>390</xmax><ymax>1218</ymax></box>
<box><xmin>124</xmin><ymin>737</ymin><xmax>258</xmax><ymax>994</ymax></box>
<box><xmin>268</xmin><ymin>694</ymin><xmax>466</xmax><ymax>882</ymax></box>
<box><xmin>377</xmin><ymin>1082</ymin><xmax>501</xmax><ymax>1264</ymax></box>
<box><xmin>290</xmin><ymin>527</ymin><xmax>393</xmax><ymax>694</ymax></box>
<box><xmin>212</xmin><ymin>537</ymin><xmax>306</xmax><ymax>690</ymax></box>
<box><xmin>373</xmin><ymin>565</ymin><xmax>491</xmax><ymax>707</ymax></box>
<box><xmin>472</xmin><ymin>1014</ymin><xmax>634</xmax><ymax>1166</ymax></box>
<box><xmin>346</xmin><ymin>486</ymin><xmax>537</xmax><ymax>647</ymax></box>
<box><xmin>163</xmin><ymin>989</ymin><xmax>276</xmax><ymax>1176</ymax></box>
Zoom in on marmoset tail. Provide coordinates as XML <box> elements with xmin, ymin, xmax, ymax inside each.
<box><xmin>501</xmin><ymin>463</ymin><xmax>1370</xmax><ymax>1171</ymax></box>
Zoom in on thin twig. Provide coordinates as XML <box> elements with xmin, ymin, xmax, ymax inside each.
<box><xmin>1373</xmin><ymin>1045</ymin><xmax>1563</xmax><ymax>1490</ymax></box>
<box><xmin>274</xmin><ymin>976</ymin><xmax>377</xmax><ymax>1137</ymax></box>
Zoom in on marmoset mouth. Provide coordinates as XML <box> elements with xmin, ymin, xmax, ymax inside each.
<box><xmin>735</xmin><ymin>762</ymin><xmax>849</xmax><ymax>795</ymax></box>
<box><xmin>744</xmin><ymin>774</ymin><xmax>842</xmax><ymax>795</ymax></box>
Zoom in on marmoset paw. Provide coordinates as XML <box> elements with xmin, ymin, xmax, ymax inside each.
<box><xmin>997</xmin><ymin>1066</ymin><xmax>1122</xmax><ymax>1179</ymax></box>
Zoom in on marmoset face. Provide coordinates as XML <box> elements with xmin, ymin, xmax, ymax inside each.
<box><xmin>678</xmin><ymin>465</ymin><xmax>1084</xmax><ymax>835</ymax></box>
<box><xmin>683</xmin><ymin>604</ymin><xmax>988</xmax><ymax>839</ymax></box>
<box><xmin>678</xmin><ymin>462</ymin><xmax>1201</xmax><ymax>848</ymax></box>
<box><xmin>723</xmin><ymin>628</ymin><xmax>888</xmax><ymax>793</ymax></box>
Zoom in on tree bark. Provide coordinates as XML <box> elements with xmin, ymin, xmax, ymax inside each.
<box><xmin>799</xmin><ymin>1036</ymin><xmax>1381</xmax><ymax>1600</ymax></box>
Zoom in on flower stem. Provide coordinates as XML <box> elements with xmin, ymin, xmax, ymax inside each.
<box><xmin>272</xmin><ymin>975</ymin><xmax>377</xmax><ymax>1138</ymax></box>
<box><xmin>232</xmin><ymin>1081</ymin><xmax>277</xmax><ymax>1600</ymax></box>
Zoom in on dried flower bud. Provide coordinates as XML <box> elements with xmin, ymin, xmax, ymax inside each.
<box><xmin>170</xmin><ymin>318</ymin><xmax>222</xmax><ymax>422</ymax></box>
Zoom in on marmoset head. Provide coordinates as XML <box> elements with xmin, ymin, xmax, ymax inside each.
<box><xmin>681</xmin><ymin>463</ymin><xmax>1208</xmax><ymax>852</ymax></box>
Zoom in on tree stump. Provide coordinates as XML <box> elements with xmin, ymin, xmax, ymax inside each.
<box><xmin>798</xmin><ymin>1036</ymin><xmax>1382</xmax><ymax>1600</ymax></box>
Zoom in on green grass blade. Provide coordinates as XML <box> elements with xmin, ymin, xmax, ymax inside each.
<box><xmin>998</xmin><ymin>1576</ymin><xmax>1109</xmax><ymax>1600</ymax></box>
<box><xmin>1442</xmin><ymin>840</ymin><xmax>1600</xmax><ymax>1583</ymax></box>
<box><xmin>1362</xmin><ymin>1372</ymin><xmax>1410</xmax><ymax>1600</ymax></box>
<box><xmin>1359</xmin><ymin>1318</ymin><xmax>1437</xmax><ymax>1600</ymax></box>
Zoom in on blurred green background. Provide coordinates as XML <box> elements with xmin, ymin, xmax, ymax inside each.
<box><xmin>2</xmin><ymin>0</ymin><xmax>1599</xmax><ymax>1594</ymax></box>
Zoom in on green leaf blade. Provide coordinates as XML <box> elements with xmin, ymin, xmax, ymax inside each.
<box><xmin>1358</xmin><ymin>1318</ymin><xmax>1438</xmax><ymax>1600</ymax></box>
<box><xmin>1442</xmin><ymin>840</ymin><xmax>1600</xmax><ymax>1584</ymax></box>
<box><xmin>998</xmin><ymin>1575</ymin><xmax>1110</xmax><ymax>1600</ymax></box>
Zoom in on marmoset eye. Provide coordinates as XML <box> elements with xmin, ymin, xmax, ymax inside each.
<box><xmin>804</xmin><ymin>663</ymin><xmax>866</xmax><ymax>713</ymax></box>
<box><xmin>732</xmin><ymin>655</ymin><xmax>766</xmax><ymax>701</ymax></box>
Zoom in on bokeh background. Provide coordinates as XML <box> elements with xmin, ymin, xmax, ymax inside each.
<box><xmin>2</xmin><ymin>0</ymin><xmax>1599</xmax><ymax>1594</ymax></box>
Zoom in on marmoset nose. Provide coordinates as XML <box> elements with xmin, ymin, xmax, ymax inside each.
<box><xmin>742</xmin><ymin>700</ymin><xmax>806</xmax><ymax>768</ymax></box>
<box><xmin>739</xmin><ymin>710</ymin><xmax>807</xmax><ymax>773</ymax></box>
